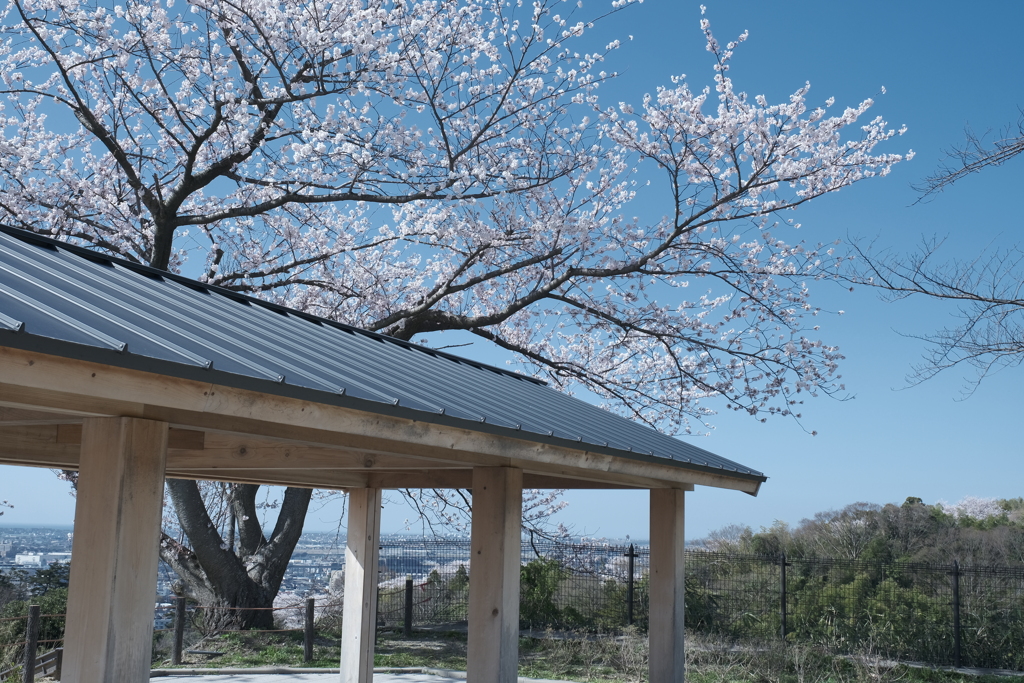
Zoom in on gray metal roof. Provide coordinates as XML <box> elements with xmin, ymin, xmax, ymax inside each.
<box><xmin>0</xmin><ymin>225</ymin><xmax>765</xmax><ymax>484</ymax></box>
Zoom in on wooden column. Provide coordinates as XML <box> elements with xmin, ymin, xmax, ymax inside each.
<box><xmin>649</xmin><ymin>488</ymin><xmax>686</xmax><ymax>683</ymax></box>
<box><xmin>63</xmin><ymin>417</ymin><xmax>169</xmax><ymax>683</ymax></box>
<box><xmin>340</xmin><ymin>487</ymin><xmax>382</xmax><ymax>683</ymax></box>
<box><xmin>468</xmin><ymin>466</ymin><xmax>523</xmax><ymax>683</ymax></box>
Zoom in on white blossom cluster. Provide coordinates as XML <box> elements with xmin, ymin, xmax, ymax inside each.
<box><xmin>0</xmin><ymin>0</ymin><xmax>910</xmax><ymax>432</ymax></box>
<box><xmin>938</xmin><ymin>496</ymin><xmax>1004</xmax><ymax>521</ymax></box>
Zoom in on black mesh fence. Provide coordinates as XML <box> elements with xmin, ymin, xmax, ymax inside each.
<box><xmin>376</xmin><ymin>538</ymin><xmax>472</xmax><ymax>627</ymax></box>
<box><xmin>3</xmin><ymin>542</ymin><xmax>1023</xmax><ymax>671</ymax></box>
<box><xmin>373</xmin><ymin>540</ymin><xmax>1024</xmax><ymax>671</ymax></box>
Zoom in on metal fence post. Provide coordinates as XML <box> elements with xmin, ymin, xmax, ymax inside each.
<box><xmin>23</xmin><ymin>604</ymin><xmax>39</xmax><ymax>683</ymax></box>
<box><xmin>625</xmin><ymin>544</ymin><xmax>636</xmax><ymax>626</ymax></box>
<box><xmin>304</xmin><ymin>597</ymin><xmax>315</xmax><ymax>663</ymax></box>
<box><xmin>779</xmin><ymin>554</ymin><xmax>788</xmax><ymax>641</ymax></box>
<box><xmin>404</xmin><ymin>576</ymin><xmax>414</xmax><ymax>637</ymax></box>
<box><xmin>952</xmin><ymin>560</ymin><xmax>961</xmax><ymax>668</ymax></box>
<box><xmin>171</xmin><ymin>596</ymin><xmax>186</xmax><ymax>666</ymax></box>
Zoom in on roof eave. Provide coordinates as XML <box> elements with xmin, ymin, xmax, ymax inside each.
<box><xmin>0</xmin><ymin>331</ymin><xmax>767</xmax><ymax>491</ymax></box>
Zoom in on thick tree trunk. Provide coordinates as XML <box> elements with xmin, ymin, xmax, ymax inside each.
<box><xmin>161</xmin><ymin>480</ymin><xmax>312</xmax><ymax>630</ymax></box>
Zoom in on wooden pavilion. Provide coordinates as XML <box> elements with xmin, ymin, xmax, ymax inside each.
<box><xmin>0</xmin><ymin>226</ymin><xmax>766</xmax><ymax>682</ymax></box>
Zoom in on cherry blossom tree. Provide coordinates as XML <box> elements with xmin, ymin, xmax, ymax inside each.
<box><xmin>938</xmin><ymin>496</ymin><xmax>1005</xmax><ymax>523</ymax></box>
<box><xmin>0</xmin><ymin>0</ymin><xmax>910</xmax><ymax>627</ymax></box>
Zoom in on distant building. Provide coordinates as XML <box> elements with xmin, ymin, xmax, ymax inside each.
<box><xmin>15</xmin><ymin>553</ymin><xmax>43</xmax><ymax>567</ymax></box>
<box><xmin>0</xmin><ymin>541</ymin><xmax>12</xmax><ymax>558</ymax></box>
<box><xmin>15</xmin><ymin>552</ymin><xmax>71</xmax><ymax>567</ymax></box>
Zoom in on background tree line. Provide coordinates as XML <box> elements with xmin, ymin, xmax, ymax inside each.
<box><xmin>695</xmin><ymin>495</ymin><xmax>1024</xmax><ymax>566</ymax></box>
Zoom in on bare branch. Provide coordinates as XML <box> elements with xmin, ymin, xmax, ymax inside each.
<box><xmin>915</xmin><ymin>115</ymin><xmax>1024</xmax><ymax>202</ymax></box>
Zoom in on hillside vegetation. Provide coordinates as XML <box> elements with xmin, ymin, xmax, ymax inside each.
<box><xmin>695</xmin><ymin>496</ymin><xmax>1024</xmax><ymax>565</ymax></box>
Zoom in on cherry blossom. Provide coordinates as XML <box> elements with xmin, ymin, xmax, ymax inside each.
<box><xmin>0</xmin><ymin>0</ymin><xmax>910</xmax><ymax>430</ymax></box>
<box><xmin>939</xmin><ymin>496</ymin><xmax>1005</xmax><ymax>522</ymax></box>
<box><xmin>1</xmin><ymin>1</ymin><xmax>913</xmax><ymax>624</ymax></box>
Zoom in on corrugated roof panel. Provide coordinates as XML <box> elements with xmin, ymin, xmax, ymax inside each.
<box><xmin>0</xmin><ymin>278</ymin><xmax>127</xmax><ymax>352</ymax></box>
<box><xmin>0</xmin><ymin>225</ymin><xmax>765</xmax><ymax>483</ymax></box>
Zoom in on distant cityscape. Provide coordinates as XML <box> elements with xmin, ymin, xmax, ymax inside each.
<box><xmin>0</xmin><ymin>527</ymin><xmax>638</xmax><ymax>584</ymax></box>
<box><xmin>1</xmin><ymin>525</ymin><xmax>651</xmax><ymax>634</ymax></box>
<box><xmin>0</xmin><ymin>525</ymin><xmax>475</xmax><ymax>625</ymax></box>
<box><xmin>0</xmin><ymin>524</ymin><xmax>478</xmax><ymax>633</ymax></box>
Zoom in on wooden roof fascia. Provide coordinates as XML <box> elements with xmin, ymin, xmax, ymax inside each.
<box><xmin>0</xmin><ymin>346</ymin><xmax>762</xmax><ymax>494</ymax></box>
<box><xmin>1</xmin><ymin>335</ymin><xmax>766</xmax><ymax>488</ymax></box>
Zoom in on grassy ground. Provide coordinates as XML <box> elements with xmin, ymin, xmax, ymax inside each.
<box><xmin>153</xmin><ymin>627</ymin><xmax>1024</xmax><ymax>683</ymax></box>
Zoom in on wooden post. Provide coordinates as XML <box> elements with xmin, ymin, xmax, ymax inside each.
<box><xmin>780</xmin><ymin>553</ymin><xmax>788</xmax><ymax>640</ymax></box>
<box><xmin>62</xmin><ymin>417</ymin><xmax>168</xmax><ymax>683</ymax></box>
<box><xmin>467</xmin><ymin>466</ymin><xmax>523</xmax><ymax>683</ymax></box>
<box><xmin>171</xmin><ymin>596</ymin><xmax>186</xmax><ymax>666</ymax></box>
<box><xmin>304</xmin><ymin>597</ymin><xmax>315</xmax><ymax>663</ymax></box>
<box><xmin>340</xmin><ymin>488</ymin><xmax>382</xmax><ymax>683</ymax></box>
<box><xmin>952</xmin><ymin>560</ymin><xmax>962</xmax><ymax>668</ymax></box>
<box><xmin>625</xmin><ymin>544</ymin><xmax>637</xmax><ymax>627</ymax></box>
<box><xmin>649</xmin><ymin>488</ymin><xmax>686</xmax><ymax>683</ymax></box>
<box><xmin>23</xmin><ymin>604</ymin><xmax>39</xmax><ymax>683</ymax></box>
<box><xmin>403</xmin><ymin>576</ymin><xmax>414</xmax><ymax>638</ymax></box>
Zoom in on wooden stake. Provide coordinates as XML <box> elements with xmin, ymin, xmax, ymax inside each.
<box><xmin>22</xmin><ymin>604</ymin><xmax>39</xmax><ymax>683</ymax></box>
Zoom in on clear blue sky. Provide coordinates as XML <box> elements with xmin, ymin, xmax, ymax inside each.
<box><xmin>3</xmin><ymin>0</ymin><xmax>1022</xmax><ymax>541</ymax></box>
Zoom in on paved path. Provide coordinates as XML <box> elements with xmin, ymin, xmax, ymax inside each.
<box><xmin>153</xmin><ymin>674</ymin><xmax>460</xmax><ymax>683</ymax></box>
<box><xmin>150</xmin><ymin>669</ymin><xmax>570</xmax><ymax>683</ymax></box>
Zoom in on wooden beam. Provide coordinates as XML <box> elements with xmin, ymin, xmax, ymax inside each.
<box><xmin>649</xmin><ymin>488</ymin><xmax>686</xmax><ymax>683</ymax></box>
<box><xmin>168</xmin><ymin>469</ymin><xmax>654</xmax><ymax>490</ymax></box>
<box><xmin>166</xmin><ymin>469</ymin><xmax>370</xmax><ymax>489</ymax></box>
<box><xmin>63</xmin><ymin>417</ymin><xmax>168</xmax><ymax>683</ymax></box>
<box><xmin>0</xmin><ymin>424</ymin><xmax>464</xmax><ymax>473</ymax></box>
<box><xmin>55</xmin><ymin>423</ymin><xmax>205</xmax><ymax>449</ymax></box>
<box><xmin>467</xmin><ymin>467</ymin><xmax>523</xmax><ymax>683</ymax></box>
<box><xmin>168</xmin><ymin>435</ymin><xmax>451</xmax><ymax>470</ymax></box>
<box><xmin>0</xmin><ymin>406</ymin><xmax>85</xmax><ymax>424</ymax></box>
<box><xmin>0</xmin><ymin>424</ymin><xmax>79</xmax><ymax>469</ymax></box>
<box><xmin>340</xmin><ymin>488</ymin><xmax>382</xmax><ymax>683</ymax></box>
<box><xmin>0</xmin><ymin>347</ymin><xmax>763</xmax><ymax>493</ymax></box>
<box><xmin>523</xmin><ymin>473</ymin><xmax>650</xmax><ymax>489</ymax></box>
<box><xmin>0</xmin><ymin>424</ymin><xmax>692</xmax><ymax>490</ymax></box>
